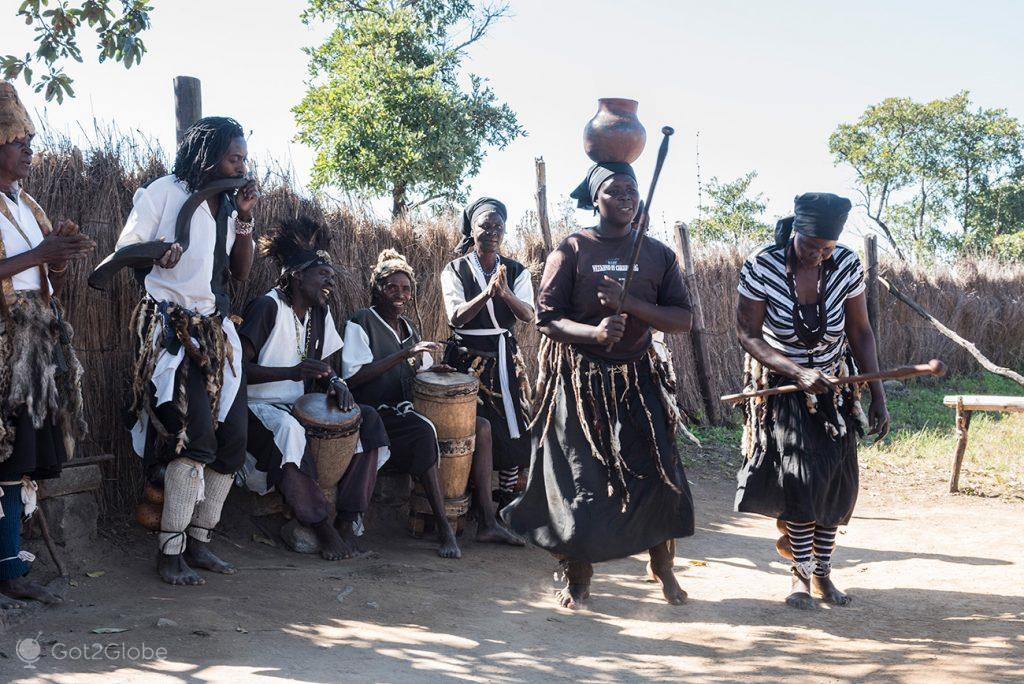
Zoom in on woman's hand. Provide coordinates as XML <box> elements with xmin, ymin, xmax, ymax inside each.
<box><xmin>291</xmin><ymin>359</ymin><xmax>334</xmax><ymax>382</ymax></box>
<box><xmin>32</xmin><ymin>230</ymin><xmax>95</xmax><ymax>266</ymax></box>
<box><xmin>596</xmin><ymin>275</ymin><xmax>630</xmax><ymax>311</ymax></box>
<box><xmin>406</xmin><ymin>341</ymin><xmax>444</xmax><ymax>359</ymax></box>
<box><xmin>794</xmin><ymin>368</ymin><xmax>836</xmax><ymax>394</ymax></box>
<box><xmin>867</xmin><ymin>395</ymin><xmax>890</xmax><ymax>442</ymax></box>
<box><xmin>486</xmin><ymin>265</ymin><xmax>510</xmax><ymax>299</ymax></box>
<box><xmin>594</xmin><ymin>314</ymin><xmax>628</xmax><ymax>346</ymax></box>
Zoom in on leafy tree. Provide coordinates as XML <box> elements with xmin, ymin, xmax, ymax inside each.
<box><xmin>692</xmin><ymin>171</ymin><xmax>771</xmax><ymax>243</ymax></box>
<box><xmin>294</xmin><ymin>0</ymin><xmax>524</xmax><ymax>217</ymax></box>
<box><xmin>1</xmin><ymin>0</ymin><xmax>152</xmax><ymax>103</ymax></box>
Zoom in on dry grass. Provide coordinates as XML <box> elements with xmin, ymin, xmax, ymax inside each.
<box><xmin>22</xmin><ymin>138</ymin><xmax>1024</xmax><ymax>514</ymax></box>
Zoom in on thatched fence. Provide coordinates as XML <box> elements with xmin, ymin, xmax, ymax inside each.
<box><xmin>24</xmin><ymin>142</ymin><xmax>1024</xmax><ymax>515</ymax></box>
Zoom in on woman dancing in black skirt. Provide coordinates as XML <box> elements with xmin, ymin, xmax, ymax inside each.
<box><xmin>735</xmin><ymin>192</ymin><xmax>890</xmax><ymax>610</ymax></box>
<box><xmin>503</xmin><ymin>162</ymin><xmax>696</xmax><ymax>609</ymax></box>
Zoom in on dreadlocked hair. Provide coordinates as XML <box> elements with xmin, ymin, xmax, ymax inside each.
<box><xmin>172</xmin><ymin>116</ymin><xmax>245</xmax><ymax>192</ymax></box>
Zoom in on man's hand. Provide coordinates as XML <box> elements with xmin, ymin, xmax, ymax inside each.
<box><xmin>292</xmin><ymin>359</ymin><xmax>334</xmax><ymax>382</ymax></box>
<box><xmin>156</xmin><ymin>240</ymin><xmax>183</xmax><ymax>269</ymax></box>
<box><xmin>329</xmin><ymin>378</ymin><xmax>356</xmax><ymax>412</ymax></box>
<box><xmin>32</xmin><ymin>230</ymin><xmax>95</xmax><ymax>266</ymax></box>
<box><xmin>235</xmin><ymin>179</ymin><xmax>259</xmax><ymax>218</ymax></box>
<box><xmin>596</xmin><ymin>275</ymin><xmax>630</xmax><ymax>312</ymax></box>
<box><xmin>594</xmin><ymin>314</ymin><xmax>628</xmax><ymax>346</ymax></box>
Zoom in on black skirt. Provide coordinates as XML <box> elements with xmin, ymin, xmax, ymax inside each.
<box><xmin>0</xmin><ymin>409</ymin><xmax>67</xmax><ymax>482</ymax></box>
<box><xmin>445</xmin><ymin>341</ymin><xmax>531</xmax><ymax>470</ymax></box>
<box><xmin>502</xmin><ymin>349</ymin><xmax>694</xmax><ymax>563</ymax></box>
<box><xmin>735</xmin><ymin>380</ymin><xmax>861</xmax><ymax>526</ymax></box>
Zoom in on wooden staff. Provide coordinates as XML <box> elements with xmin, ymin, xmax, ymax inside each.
<box><xmin>720</xmin><ymin>359</ymin><xmax>946</xmax><ymax>404</ymax></box>
<box><xmin>606</xmin><ymin>126</ymin><xmax>674</xmax><ymax>350</ymax></box>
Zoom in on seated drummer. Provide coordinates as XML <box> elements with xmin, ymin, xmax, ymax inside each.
<box><xmin>342</xmin><ymin>249</ymin><xmax>523</xmax><ymax>559</ymax></box>
<box><xmin>239</xmin><ymin>217</ymin><xmax>389</xmax><ymax>560</ymax></box>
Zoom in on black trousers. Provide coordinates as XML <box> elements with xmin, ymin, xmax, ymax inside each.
<box><xmin>144</xmin><ymin>362</ymin><xmax>248</xmax><ymax>476</ymax></box>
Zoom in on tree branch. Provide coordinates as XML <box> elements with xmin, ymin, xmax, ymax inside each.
<box><xmin>450</xmin><ymin>3</ymin><xmax>508</xmax><ymax>54</ymax></box>
<box><xmin>408</xmin><ymin>193</ymin><xmax>445</xmax><ymax>210</ymax></box>
<box><xmin>343</xmin><ymin>0</ymin><xmax>386</xmax><ymax>18</ymax></box>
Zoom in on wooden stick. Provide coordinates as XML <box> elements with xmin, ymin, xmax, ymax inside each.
<box><xmin>35</xmin><ymin>503</ymin><xmax>68</xmax><ymax>578</ymax></box>
<box><xmin>674</xmin><ymin>221</ymin><xmax>721</xmax><ymax>425</ymax></box>
<box><xmin>879</xmin><ymin>275</ymin><xmax>1024</xmax><ymax>387</ymax></box>
<box><xmin>720</xmin><ymin>359</ymin><xmax>946</xmax><ymax>404</ymax></box>
<box><xmin>948</xmin><ymin>399</ymin><xmax>972</xmax><ymax>494</ymax></box>
<box><xmin>535</xmin><ymin>157</ymin><xmax>553</xmax><ymax>253</ymax></box>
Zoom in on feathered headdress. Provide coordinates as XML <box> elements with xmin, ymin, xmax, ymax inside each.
<box><xmin>257</xmin><ymin>216</ymin><xmax>334</xmax><ymax>279</ymax></box>
<box><xmin>0</xmin><ymin>81</ymin><xmax>35</xmax><ymax>146</ymax></box>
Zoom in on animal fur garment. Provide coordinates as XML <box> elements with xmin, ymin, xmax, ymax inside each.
<box><xmin>130</xmin><ymin>299</ymin><xmax>230</xmax><ymax>455</ymax></box>
<box><xmin>530</xmin><ymin>337</ymin><xmax>696</xmax><ymax>509</ymax></box>
<box><xmin>0</xmin><ymin>292</ymin><xmax>86</xmax><ymax>464</ymax></box>
<box><xmin>257</xmin><ymin>215</ymin><xmax>334</xmax><ymax>278</ymax></box>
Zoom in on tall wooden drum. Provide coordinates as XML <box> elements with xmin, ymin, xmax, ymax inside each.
<box><xmin>409</xmin><ymin>371</ymin><xmax>479</xmax><ymax>535</ymax></box>
<box><xmin>293</xmin><ymin>393</ymin><xmax>362</xmax><ymax>506</ymax></box>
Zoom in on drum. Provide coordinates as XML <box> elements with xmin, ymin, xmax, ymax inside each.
<box><xmin>293</xmin><ymin>393</ymin><xmax>362</xmax><ymax>505</ymax></box>
<box><xmin>413</xmin><ymin>371</ymin><xmax>479</xmax><ymax>440</ymax></box>
<box><xmin>410</xmin><ymin>372</ymin><xmax>480</xmax><ymax>533</ymax></box>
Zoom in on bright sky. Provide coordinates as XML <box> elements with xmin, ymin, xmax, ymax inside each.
<box><xmin>3</xmin><ymin>0</ymin><xmax>1023</xmax><ymax>250</ymax></box>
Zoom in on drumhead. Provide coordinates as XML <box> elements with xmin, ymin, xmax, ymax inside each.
<box><xmin>292</xmin><ymin>393</ymin><xmax>362</xmax><ymax>431</ymax></box>
<box><xmin>414</xmin><ymin>371</ymin><xmax>478</xmax><ymax>397</ymax></box>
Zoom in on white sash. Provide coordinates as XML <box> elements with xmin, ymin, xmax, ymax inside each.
<box><xmin>457</xmin><ymin>261</ymin><xmax>520</xmax><ymax>439</ymax></box>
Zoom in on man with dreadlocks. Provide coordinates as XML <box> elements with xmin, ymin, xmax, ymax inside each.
<box><xmin>112</xmin><ymin>116</ymin><xmax>259</xmax><ymax>586</ymax></box>
<box><xmin>239</xmin><ymin>216</ymin><xmax>389</xmax><ymax>560</ymax></box>
<box><xmin>0</xmin><ymin>81</ymin><xmax>92</xmax><ymax>608</ymax></box>
<box><xmin>502</xmin><ymin>162</ymin><xmax>696</xmax><ymax>609</ymax></box>
<box><xmin>342</xmin><ymin>249</ymin><xmax>523</xmax><ymax>559</ymax></box>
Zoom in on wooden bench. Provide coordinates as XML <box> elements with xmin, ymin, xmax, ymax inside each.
<box><xmin>943</xmin><ymin>395</ymin><xmax>1024</xmax><ymax>493</ymax></box>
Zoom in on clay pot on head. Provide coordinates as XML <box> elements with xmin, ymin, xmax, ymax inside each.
<box><xmin>584</xmin><ymin>98</ymin><xmax>647</xmax><ymax>164</ymax></box>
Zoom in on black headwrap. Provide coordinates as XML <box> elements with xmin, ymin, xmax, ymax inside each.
<box><xmin>774</xmin><ymin>192</ymin><xmax>853</xmax><ymax>247</ymax></box>
<box><xmin>456</xmin><ymin>197</ymin><xmax>507</xmax><ymax>255</ymax></box>
<box><xmin>283</xmin><ymin>249</ymin><xmax>333</xmax><ymax>275</ymax></box>
<box><xmin>569</xmin><ymin>162</ymin><xmax>637</xmax><ymax>212</ymax></box>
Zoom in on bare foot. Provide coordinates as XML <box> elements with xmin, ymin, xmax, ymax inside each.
<box><xmin>812</xmin><ymin>574</ymin><xmax>851</xmax><ymax>606</ymax></box>
<box><xmin>0</xmin><ymin>590</ymin><xmax>26</xmax><ymax>609</ymax></box>
<box><xmin>648</xmin><ymin>541</ymin><xmax>686</xmax><ymax>605</ymax></box>
<box><xmin>335</xmin><ymin>519</ymin><xmax>371</xmax><ymax>557</ymax></box>
<box><xmin>158</xmin><ymin>553</ymin><xmax>205</xmax><ymax>586</ymax></box>
<box><xmin>785</xmin><ymin>570</ymin><xmax>815</xmax><ymax>610</ymax></box>
<box><xmin>312</xmin><ymin>520</ymin><xmax>354</xmax><ymax>561</ymax></box>
<box><xmin>183</xmin><ymin>541</ymin><xmax>237</xmax><ymax>575</ymax></box>
<box><xmin>0</xmin><ymin>577</ymin><xmax>63</xmax><ymax>604</ymax></box>
<box><xmin>437</xmin><ymin>523</ymin><xmax>462</xmax><ymax>559</ymax></box>
<box><xmin>475</xmin><ymin>520</ymin><xmax>525</xmax><ymax>546</ymax></box>
<box><xmin>555</xmin><ymin>582</ymin><xmax>590</xmax><ymax>609</ymax></box>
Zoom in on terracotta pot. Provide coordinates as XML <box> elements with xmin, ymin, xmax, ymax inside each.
<box><xmin>144</xmin><ymin>481</ymin><xmax>164</xmax><ymax>505</ymax></box>
<box><xmin>583</xmin><ymin>98</ymin><xmax>647</xmax><ymax>164</ymax></box>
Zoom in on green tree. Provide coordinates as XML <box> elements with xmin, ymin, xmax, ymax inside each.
<box><xmin>692</xmin><ymin>171</ymin><xmax>771</xmax><ymax>243</ymax></box>
<box><xmin>294</xmin><ymin>0</ymin><xmax>524</xmax><ymax>217</ymax></box>
<box><xmin>1</xmin><ymin>0</ymin><xmax>152</xmax><ymax>103</ymax></box>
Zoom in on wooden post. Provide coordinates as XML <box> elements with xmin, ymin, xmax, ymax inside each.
<box><xmin>864</xmin><ymin>234</ymin><xmax>881</xmax><ymax>342</ymax></box>
<box><xmin>173</xmin><ymin>76</ymin><xmax>202</xmax><ymax>146</ymax></box>
<box><xmin>674</xmin><ymin>221</ymin><xmax>721</xmax><ymax>425</ymax></box>
<box><xmin>535</xmin><ymin>157</ymin><xmax>553</xmax><ymax>253</ymax></box>
<box><xmin>948</xmin><ymin>399</ymin><xmax>973</xmax><ymax>493</ymax></box>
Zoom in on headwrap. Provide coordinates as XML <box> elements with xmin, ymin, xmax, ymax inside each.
<box><xmin>569</xmin><ymin>162</ymin><xmax>637</xmax><ymax>211</ymax></box>
<box><xmin>456</xmin><ymin>197</ymin><xmax>507</xmax><ymax>255</ymax></box>
<box><xmin>774</xmin><ymin>192</ymin><xmax>852</xmax><ymax>247</ymax></box>
<box><xmin>282</xmin><ymin>249</ymin><xmax>333</xmax><ymax>275</ymax></box>
<box><xmin>0</xmin><ymin>81</ymin><xmax>35</xmax><ymax>146</ymax></box>
<box><xmin>371</xmin><ymin>249</ymin><xmax>416</xmax><ymax>293</ymax></box>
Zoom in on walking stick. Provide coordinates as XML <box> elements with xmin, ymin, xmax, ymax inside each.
<box><xmin>606</xmin><ymin>126</ymin><xmax>674</xmax><ymax>350</ymax></box>
<box><xmin>719</xmin><ymin>359</ymin><xmax>946</xmax><ymax>404</ymax></box>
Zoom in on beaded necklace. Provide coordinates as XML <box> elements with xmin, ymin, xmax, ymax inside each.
<box><xmin>293</xmin><ymin>309</ymin><xmax>312</xmax><ymax>361</ymax></box>
<box><xmin>471</xmin><ymin>251</ymin><xmax>500</xmax><ymax>281</ymax></box>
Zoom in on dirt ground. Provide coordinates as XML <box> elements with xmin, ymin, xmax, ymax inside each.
<box><xmin>2</xmin><ymin>463</ymin><xmax>1022</xmax><ymax>683</ymax></box>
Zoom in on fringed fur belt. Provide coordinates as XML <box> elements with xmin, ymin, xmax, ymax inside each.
<box><xmin>531</xmin><ymin>338</ymin><xmax>697</xmax><ymax>508</ymax></box>
<box><xmin>740</xmin><ymin>352</ymin><xmax>869</xmax><ymax>460</ymax></box>
<box><xmin>129</xmin><ymin>298</ymin><xmax>231</xmax><ymax>454</ymax></box>
<box><xmin>0</xmin><ymin>291</ymin><xmax>87</xmax><ymax>463</ymax></box>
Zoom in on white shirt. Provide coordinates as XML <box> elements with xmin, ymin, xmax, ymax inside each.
<box><xmin>0</xmin><ymin>189</ymin><xmax>46</xmax><ymax>291</ymax></box>
<box><xmin>115</xmin><ymin>174</ymin><xmax>237</xmax><ymax>315</ymax></box>
<box><xmin>247</xmin><ymin>289</ymin><xmax>345</xmax><ymax>405</ymax></box>
<box><xmin>439</xmin><ymin>263</ymin><xmax>534</xmax><ymax>324</ymax></box>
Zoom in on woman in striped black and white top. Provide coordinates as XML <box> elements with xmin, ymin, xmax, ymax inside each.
<box><xmin>734</xmin><ymin>192</ymin><xmax>889</xmax><ymax>611</ymax></box>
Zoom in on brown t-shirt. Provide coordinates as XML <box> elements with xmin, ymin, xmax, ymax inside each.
<box><xmin>535</xmin><ymin>228</ymin><xmax>692</xmax><ymax>361</ymax></box>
